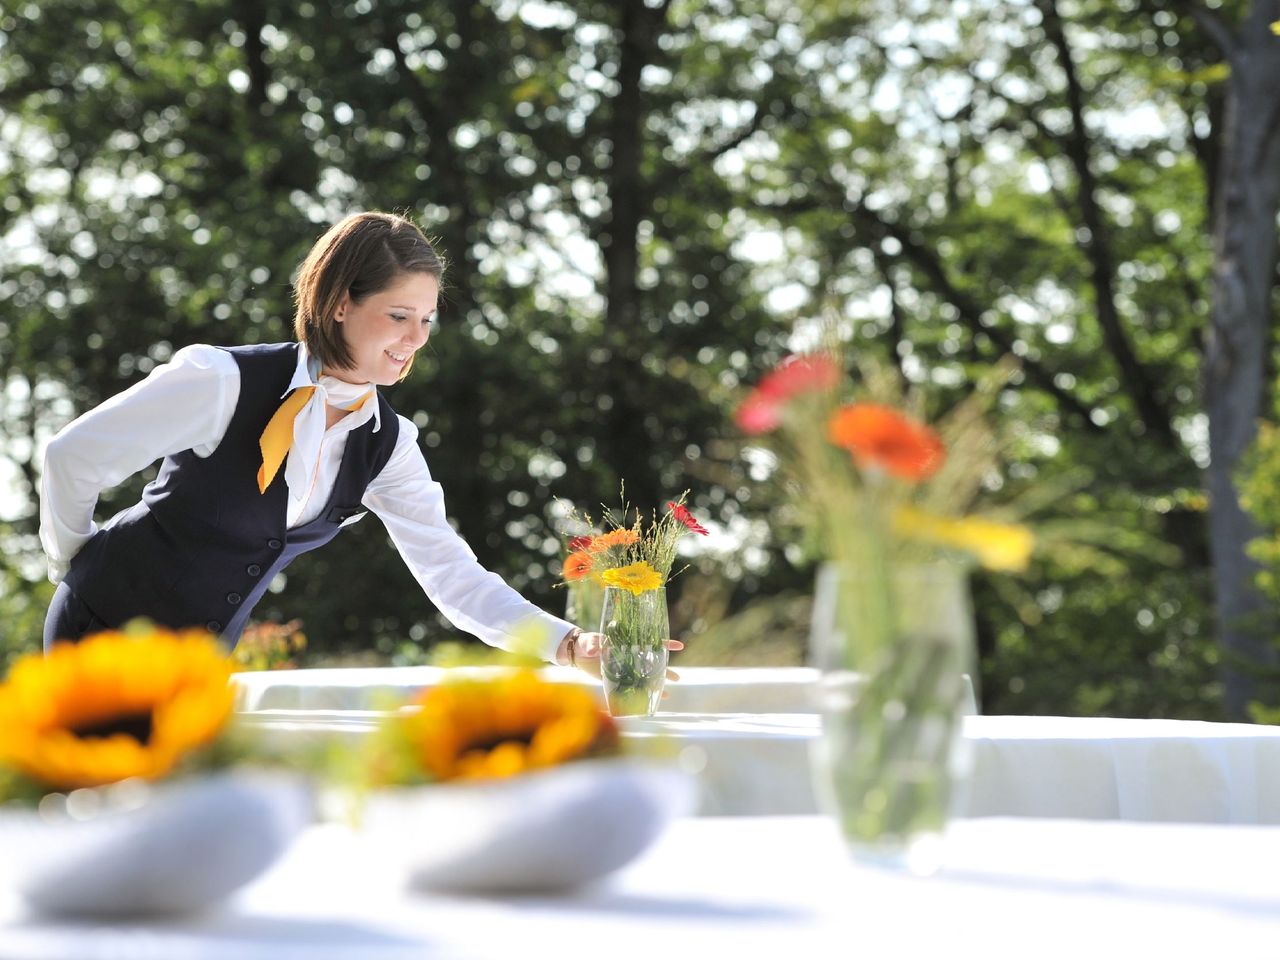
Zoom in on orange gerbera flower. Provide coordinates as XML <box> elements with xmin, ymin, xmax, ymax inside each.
<box><xmin>563</xmin><ymin>550</ymin><xmax>595</xmax><ymax>582</ymax></box>
<box><xmin>827</xmin><ymin>403</ymin><xmax>946</xmax><ymax>481</ymax></box>
<box><xmin>588</xmin><ymin>528</ymin><xmax>641</xmax><ymax>553</ymax></box>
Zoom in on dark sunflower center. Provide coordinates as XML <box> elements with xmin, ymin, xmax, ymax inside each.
<box><xmin>69</xmin><ymin>711</ymin><xmax>155</xmax><ymax>745</ymax></box>
<box><xmin>463</xmin><ymin>730</ymin><xmax>537</xmax><ymax>754</ymax></box>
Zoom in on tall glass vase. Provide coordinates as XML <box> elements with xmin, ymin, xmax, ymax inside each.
<box><xmin>598</xmin><ymin>586</ymin><xmax>669</xmax><ymax>717</ymax></box>
<box><xmin>808</xmin><ymin>560</ymin><xmax>975</xmax><ymax>874</ymax></box>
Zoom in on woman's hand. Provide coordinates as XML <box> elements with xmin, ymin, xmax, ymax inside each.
<box><xmin>557</xmin><ymin>630</ymin><xmax>684</xmax><ymax>684</ymax></box>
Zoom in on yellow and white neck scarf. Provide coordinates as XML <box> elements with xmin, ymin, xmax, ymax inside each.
<box><xmin>257</xmin><ymin>372</ymin><xmax>373</xmax><ymax>497</ymax></box>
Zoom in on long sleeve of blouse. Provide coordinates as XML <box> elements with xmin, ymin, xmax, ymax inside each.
<box><xmin>38</xmin><ymin>343</ymin><xmax>572</xmax><ymax>662</ymax></box>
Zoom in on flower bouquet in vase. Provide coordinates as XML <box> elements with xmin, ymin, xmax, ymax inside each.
<box><xmin>736</xmin><ymin>353</ymin><xmax>1033</xmax><ymax>873</ymax></box>
<box><xmin>0</xmin><ymin>623</ymin><xmax>311</xmax><ymax>916</ymax></box>
<box><xmin>558</xmin><ymin>492</ymin><xmax>709</xmax><ymax>716</ymax></box>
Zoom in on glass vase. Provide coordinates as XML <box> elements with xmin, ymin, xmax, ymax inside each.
<box><xmin>565</xmin><ymin>578</ymin><xmax>606</xmax><ymax>635</ymax></box>
<box><xmin>808</xmin><ymin>560</ymin><xmax>975</xmax><ymax>874</ymax></box>
<box><xmin>598</xmin><ymin>586</ymin><xmax>669</xmax><ymax>717</ymax></box>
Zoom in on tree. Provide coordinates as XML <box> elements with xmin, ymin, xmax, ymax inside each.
<box><xmin>1187</xmin><ymin>0</ymin><xmax>1280</xmax><ymax>717</ymax></box>
<box><xmin>0</xmin><ymin>0</ymin><xmax>796</xmax><ymax>661</ymax></box>
<box><xmin>2</xmin><ymin>0</ymin><xmax>1267</xmax><ymax>724</ymax></box>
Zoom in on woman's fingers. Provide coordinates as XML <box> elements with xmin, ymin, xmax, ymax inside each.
<box><xmin>576</xmin><ymin>635</ymin><xmax>682</xmax><ymax>684</ymax></box>
<box><xmin>574</xmin><ymin>631</ymin><xmax>605</xmax><ymax>659</ymax></box>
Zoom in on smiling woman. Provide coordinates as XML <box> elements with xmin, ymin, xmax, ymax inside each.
<box><xmin>329</xmin><ymin>272</ymin><xmax>438</xmax><ymax>389</ymax></box>
<box><xmin>37</xmin><ymin>211</ymin><xmax>592</xmax><ymax>671</ymax></box>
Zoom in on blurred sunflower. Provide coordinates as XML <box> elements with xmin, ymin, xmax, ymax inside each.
<box><xmin>403</xmin><ymin>671</ymin><xmax>618</xmax><ymax>782</ymax></box>
<box><xmin>0</xmin><ymin>627</ymin><xmax>236</xmax><ymax>791</ymax></box>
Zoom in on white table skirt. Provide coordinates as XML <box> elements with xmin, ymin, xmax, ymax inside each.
<box><xmin>965</xmin><ymin>715</ymin><xmax>1280</xmax><ymax>823</ymax></box>
<box><xmin>237</xmin><ymin>710</ymin><xmax>1280</xmax><ymax>823</ymax></box>
<box><xmin>3</xmin><ymin>816</ymin><xmax>1278</xmax><ymax>959</ymax></box>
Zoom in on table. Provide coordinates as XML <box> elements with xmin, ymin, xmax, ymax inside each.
<box><xmin>234</xmin><ymin>665</ymin><xmax>979</xmax><ymax>716</ymax></box>
<box><xmin>3</xmin><ymin>816</ymin><xmax>1277</xmax><ymax>959</ymax></box>
<box><xmin>238</xmin><ymin>708</ymin><xmax>1280</xmax><ymax>822</ymax></box>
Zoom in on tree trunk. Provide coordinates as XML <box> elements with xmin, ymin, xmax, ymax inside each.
<box><xmin>1202</xmin><ymin>2</ymin><xmax>1280</xmax><ymax>719</ymax></box>
<box><xmin>598</xmin><ymin>1</ymin><xmax>669</xmax><ymax>510</ymax></box>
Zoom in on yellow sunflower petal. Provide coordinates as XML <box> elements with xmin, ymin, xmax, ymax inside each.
<box><xmin>600</xmin><ymin>562</ymin><xmax>664</xmax><ymax>595</ymax></box>
<box><xmin>0</xmin><ymin>626</ymin><xmax>234</xmax><ymax>791</ymax></box>
<box><xmin>400</xmin><ymin>671</ymin><xmax>616</xmax><ymax>783</ymax></box>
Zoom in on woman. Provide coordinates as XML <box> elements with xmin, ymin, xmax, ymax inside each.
<box><xmin>39</xmin><ymin>211</ymin><xmax>681</xmax><ymax>675</ymax></box>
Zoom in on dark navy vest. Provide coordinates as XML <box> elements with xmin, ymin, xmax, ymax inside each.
<box><xmin>64</xmin><ymin>343</ymin><xmax>398</xmax><ymax>647</ymax></box>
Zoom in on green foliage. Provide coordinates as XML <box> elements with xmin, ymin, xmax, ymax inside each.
<box><xmin>0</xmin><ymin>765</ymin><xmax>53</xmax><ymax>810</ymax></box>
<box><xmin>0</xmin><ymin>0</ymin><xmax>1253</xmax><ymax>718</ymax></box>
<box><xmin>231</xmin><ymin>619</ymin><xmax>307</xmax><ymax>672</ymax></box>
<box><xmin>1234</xmin><ymin>420</ymin><xmax>1280</xmax><ymax>721</ymax></box>
<box><xmin>0</xmin><ymin>550</ymin><xmax>51</xmax><ymax>670</ymax></box>
<box><xmin>1239</xmin><ymin>422</ymin><xmax>1280</xmax><ymax>595</ymax></box>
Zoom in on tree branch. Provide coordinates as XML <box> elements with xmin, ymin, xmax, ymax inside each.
<box><xmin>698</xmin><ymin>107</ymin><xmax>767</xmax><ymax>166</ymax></box>
<box><xmin>783</xmin><ymin>196</ymin><xmax>1105</xmax><ymax>432</ymax></box>
<box><xmin>875</xmin><ymin>255</ymin><xmax>908</xmax><ymax>381</ymax></box>
<box><xmin>873</xmin><ymin>216</ymin><xmax>1102</xmax><ymax>432</ymax></box>
<box><xmin>1037</xmin><ymin>0</ymin><xmax>1184</xmax><ymax>455</ymax></box>
<box><xmin>1187</xmin><ymin>2</ymin><xmax>1238</xmax><ymax>61</ymax></box>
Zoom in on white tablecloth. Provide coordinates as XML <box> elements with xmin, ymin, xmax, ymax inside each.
<box><xmin>3</xmin><ymin>816</ymin><xmax>1278</xmax><ymax>959</ymax></box>
<box><xmin>234</xmin><ymin>666</ymin><xmax>978</xmax><ymax>716</ymax></box>
<box><xmin>238</xmin><ymin>710</ymin><xmax>1280</xmax><ymax>822</ymax></box>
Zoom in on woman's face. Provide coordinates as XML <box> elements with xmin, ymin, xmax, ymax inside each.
<box><xmin>330</xmin><ymin>271</ymin><xmax>439</xmax><ymax>385</ymax></box>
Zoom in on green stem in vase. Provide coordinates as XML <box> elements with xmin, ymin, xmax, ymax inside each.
<box><xmin>599</xmin><ymin>586</ymin><xmax>669</xmax><ymax>717</ymax></box>
<box><xmin>816</xmin><ymin>561</ymin><xmax>975</xmax><ymax>852</ymax></box>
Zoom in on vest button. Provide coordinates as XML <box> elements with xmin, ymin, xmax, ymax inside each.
<box><xmin>206</xmin><ymin>620</ymin><xmax>222</xmax><ymax>633</ymax></box>
<box><xmin>226</xmin><ymin>592</ymin><xmax>242</xmax><ymax>605</ymax></box>
<box><xmin>267</xmin><ymin>538</ymin><xmax>283</xmax><ymax>550</ymax></box>
<box><xmin>246</xmin><ymin>563</ymin><xmax>262</xmax><ymax>577</ymax></box>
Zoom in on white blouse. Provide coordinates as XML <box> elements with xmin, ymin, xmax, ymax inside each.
<box><xmin>38</xmin><ymin>342</ymin><xmax>573</xmax><ymax>662</ymax></box>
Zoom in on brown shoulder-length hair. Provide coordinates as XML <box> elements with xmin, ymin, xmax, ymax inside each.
<box><xmin>292</xmin><ymin>211</ymin><xmax>446</xmax><ymax>381</ymax></box>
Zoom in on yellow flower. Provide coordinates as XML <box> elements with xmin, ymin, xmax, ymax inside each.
<box><xmin>1271</xmin><ymin>19</ymin><xmax>1280</xmax><ymax>35</ymax></box>
<box><xmin>0</xmin><ymin>627</ymin><xmax>235</xmax><ymax>790</ymax></box>
<box><xmin>893</xmin><ymin>506</ymin><xmax>1035</xmax><ymax>573</ymax></box>
<box><xmin>600</xmin><ymin>561</ymin><xmax>664</xmax><ymax>595</ymax></box>
<box><xmin>403</xmin><ymin>671</ymin><xmax>618</xmax><ymax>782</ymax></box>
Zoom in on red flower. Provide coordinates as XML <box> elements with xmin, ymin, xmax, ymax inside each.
<box><xmin>758</xmin><ymin>354</ymin><xmax>841</xmax><ymax>399</ymax></box>
<box><xmin>734</xmin><ymin>394</ymin><xmax>783</xmax><ymax>435</ymax></box>
<box><xmin>667</xmin><ymin>501</ymin><xmax>710</xmax><ymax>535</ymax></box>
<box><xmin>567</xmin><ymin>536</ymin><xmax>594</xmax><ymax>552</ymax></box>
<box><xmin>827</xmin><ymin>403</ymin><xmax>946</xmax><ymax>481</ymax></box>
<box><xmin>734</xmin><ymin>354</ymin><xmax>841</xmax><ymax>436</ymax></box>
